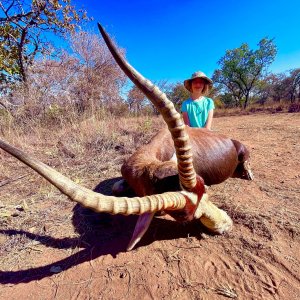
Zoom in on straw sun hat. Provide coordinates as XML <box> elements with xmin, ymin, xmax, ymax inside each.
<box><xmin>183</xmin><ymin>71</ymin><xmax>213</xmax><ymax>92</ymax></box>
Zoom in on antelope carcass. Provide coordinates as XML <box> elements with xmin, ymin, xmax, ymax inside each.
<box><xmin>0</xmin><ymin>23</ymin><xmax>253</xmax><ymax>251</ymax></box>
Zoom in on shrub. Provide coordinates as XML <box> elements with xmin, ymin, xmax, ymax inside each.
<box><xmin>288</xmin><ymin>103</ymin><xmax>300</xmax><ymax>113</ymax></box>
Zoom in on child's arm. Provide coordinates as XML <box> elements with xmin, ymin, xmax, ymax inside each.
<box><xmin>205</xmin><ymin>110</ymin><xmax>214</xmax><ymax>130</ymax></box>
<box><xmin>182</xmin><ymin>112</ymin><xmax>191</xmax><ymax>126</ymax></box>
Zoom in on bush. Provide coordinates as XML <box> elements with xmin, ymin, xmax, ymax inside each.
<box><xmin>45</xmin><ymin>104</ymin><xmax>64</xmax><ymax>120</ymax></box>
<box><xmin>288</xmin><ymin>103</ymin><xmax>300</xmax><ymax>113</ymax></box>
<box><xmin>214</xmin><ymin>97</ymin><xmax>225</xmax><ymax>109</ymax></box>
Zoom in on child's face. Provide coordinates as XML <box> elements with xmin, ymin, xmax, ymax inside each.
<box><xmin>191</xmin><ymin>78</ymin><xmax>205</xmax><ymax>93</ymax></box>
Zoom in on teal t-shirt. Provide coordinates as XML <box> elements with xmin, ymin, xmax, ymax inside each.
<box><xmin>181</xmin><ymin>96</ymin><xmax>215</xmax><ymax>128</ymax></box>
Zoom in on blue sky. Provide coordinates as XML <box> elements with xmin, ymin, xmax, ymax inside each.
<box><xmin>71</xmin><ymin>0</ymin><xmax>300</xmax><ymax>84</ymax></box>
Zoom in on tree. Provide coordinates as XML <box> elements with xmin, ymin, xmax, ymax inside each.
<box><xmin>127</xmin><ymin>85</ymin><xmax>147</xmax><ymax>115</ymax></box>
<box><xmin>267</xmin><ymin>73</ymin><xmax>287</xmax><ymax>102</ymax></box>
<box><xmin>69</xmin><ymin>30</ymin><xmax>127</xmax><ymax>113</ymax></box>
<box><xmin>166</xmin><ymin>83</ymin><xmax>190</xmax><ymax>111</ymax></box>
<box><xmin>0</xmin><ymin>0</ymin><xmax>89</xmax><ymax>83</ymax></box>
<box><xmin>289</xmin><ymin>68</ymin><xmax>300</xmax><ymax>102</ymax></box>
<box><xmin>151</xmin><ymin>80</ymin><xmax>172</xmax><ymax>115</ymax></box>
<box><xmin>126</xmin><ymin>80</ymin><xmax>172</xmax><ymax>116</ymax></box>
<box><xmin>2</xmin><ymin>31</ymin><xmax>127</xmax><ymax>116</ymax></box>
<box><xmin>213</xmin><ymin>38</ymin><xmax>277</xmax><ymax>108</ymax></box>
<box><xmin>213</xmin><ymin>70</ymin><xmax>243</xmax><ymax>107</ymax></box>
<box><xmin>265</xmin><ymin>69</ymin><xmax>300</xmax><ymax>103</ymax></box>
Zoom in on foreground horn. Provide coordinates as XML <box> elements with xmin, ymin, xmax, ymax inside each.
<box><xmin>97</xmin><ymin>23</ymin><xmax>197</xmax><ymax>191</ymax></box>
<box><xmin>0</xmin><ymin>24</ymin><xmax>234</xmax><ymax>252</ymax></box>
<box><xmin>0</xmin><ymin>24</ymin><xmax>196</xmax><ymax>215</ymax></box>
<box><xmin>0</xmin><ymin>139</ymin><xmax>189</xmax><ymax>214</ymax></box>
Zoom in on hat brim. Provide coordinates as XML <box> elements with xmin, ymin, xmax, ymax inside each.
<box><xmin>184</xmin><ymin>76</ymin><xmax>213</xmax><ymax>92</ymax></box>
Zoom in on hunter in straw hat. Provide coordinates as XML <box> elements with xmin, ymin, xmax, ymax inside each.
<box><xmin>181</xmin><ymin>71</ymin><xmax>214</xmax><ymax>130</ymax></box>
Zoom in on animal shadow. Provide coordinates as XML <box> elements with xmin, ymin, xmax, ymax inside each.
<box><xmin>0</xmin><ymin>177</ymin><xmax>207</xmax><ymax>284</ymax></box>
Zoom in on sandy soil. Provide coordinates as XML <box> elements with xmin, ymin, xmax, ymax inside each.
<box><xmin>0</xmin><ymin>113</ymin><xmax>299</xmax><ymax>299</ymax></box>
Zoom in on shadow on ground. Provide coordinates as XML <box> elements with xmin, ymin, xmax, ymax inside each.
<box><xmin>0</xmin><ymin>177</ymin><xmax>206</xmax><ymax>284</ymax></box>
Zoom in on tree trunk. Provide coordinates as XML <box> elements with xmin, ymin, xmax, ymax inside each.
<box><xmin>234</xmin><ymin>96</ymin><xmax>239</xmax><ymax>107</ymax></box>
<box><xmin>0</xmin><ymin>101</ymin><xmax>8</xmax><ymax>110</ymax></box>
<box><xmin>243</xmin><ymin>93</ymin><xmax>249</xmax><ymax>109</ymax></box>
<box><xmin>17</xmin><ymin>28</ymin><xmax>28</xmax><ymax>82</ymax></box>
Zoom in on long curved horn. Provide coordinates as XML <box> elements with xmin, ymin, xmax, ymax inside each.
<box><xmin>0</xmin><ymin>139</ymin><xmax>187</xmax><ymax>214</ymax></box>
<box><xmin>97</xmin><ymin>23</ymin><xmax>196</xmax><ymax>191</ymax></box>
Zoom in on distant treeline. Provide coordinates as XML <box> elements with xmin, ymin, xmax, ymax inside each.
<box><xmin>1</xmin><ymin>1</ymin><xmax>299</xmax><ymax>122</ymax></box>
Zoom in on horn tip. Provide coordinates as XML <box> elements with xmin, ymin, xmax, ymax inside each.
<box><xmin>97</xmin><ymin>22</ymin><xmax>105</xmax><ymax>34</ymax></box>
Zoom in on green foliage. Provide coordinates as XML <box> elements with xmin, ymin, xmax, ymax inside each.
<box><xmin>0</xmin><ymin>0</ymin><xmax>90</xmax><ymax>83</ymax></box>
<box><xmin>0</xmin><ymin>107</ymin><xmax>13</xmax><ymax>129</ymax></box>
<box><xmin>0</xmin><ymin>24</ymin><xmax>21</xmax><ymax>82</ymax></box>
<box><xmin>138</xmin><ymin>116</ymin><xmax>153</xmax><ymax>133</ymax></box>
<box><xmin>45</xmin><ymin>103</ymin><xmax>64</xmax><ymax>119</ymax></box>
<box><xmin>213</xmin><ymin>97</ymin><xmax>224</xmax><ymax>109</ymax></box>
<box><xmin>219</xmin><ymin>93</ymin><xmax>235</xmax><ymax>108</ymax></box>
<box><xmin>0</xmin><ymin>107</ymin><xmax>10</xmax><ymax>117</ymax></box>
<box><xmin>213</xmin><ymin>38</ymin><xmax>277</xmax><ymax>108</ymax></box>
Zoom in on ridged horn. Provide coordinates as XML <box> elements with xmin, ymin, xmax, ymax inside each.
<box><xmin>98</xmin><ymin>23</ymin><xmax>196</xmax><ymax>190</ymax></box>
<box><xmin>0</xmin><ymin>139</ymin><xmax>187</xmax><ymax>214</ymax></box>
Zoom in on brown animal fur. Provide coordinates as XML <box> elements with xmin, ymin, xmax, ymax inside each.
<box><xmin>115</xmin><ymin>126</ymin><xmax>252</xmax><ymax>198</ymax></box>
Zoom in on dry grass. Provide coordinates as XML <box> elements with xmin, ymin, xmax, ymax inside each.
<box><xmin>213</xmin><ymin>284</ymin><xmax>238</xmax><ymax>298</ymax></box>
<box><xmin>0</xmin><ymin>110</ymin><xmax>300</xmax><ymax>300</ymax></box>
<box><xmin>0</xmin><ymin>113</ymin><xmax>165</xmax><ymax>260</ymax></box>
<box><xmin>214</xmin><ymin>101</ymin><xmax>296</xmax><ymax>117</ymax></box>
<box><xmin>0</xmin><ymin>115</ymin><xmax>164</xmax><ymax>193</ymax></box>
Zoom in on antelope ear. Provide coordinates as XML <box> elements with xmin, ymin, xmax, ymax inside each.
<box><xmin>127</xmin><ymin>213</ymin><xmax>155</xmax><ymax>251</ymax></box>
<box><xmin>153</xmin><ymin>161</ymin><xmax>178</xmax><ymax>180</ymax></box>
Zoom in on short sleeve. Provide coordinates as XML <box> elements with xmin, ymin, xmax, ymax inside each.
<box><xmin>181</xmin><ymin>100</ymin><xmax>187</xmax><ymax>112</ymax></box>
<box><xmin>207</xmin><ymin>98</ymin><xmax>215</xmax><ymax>111</ymax></box>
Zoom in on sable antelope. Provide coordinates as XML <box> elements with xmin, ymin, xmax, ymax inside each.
<box><xmin>0</xmin><ymin>23</ymin><xmax>253</xmax><ymax>251</ymax></box>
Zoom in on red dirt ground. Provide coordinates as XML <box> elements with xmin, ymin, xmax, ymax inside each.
<box><xmin>0</xmin><ymin>113</ymin><xmax>299</xmax><ymax>299</ymax></box>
